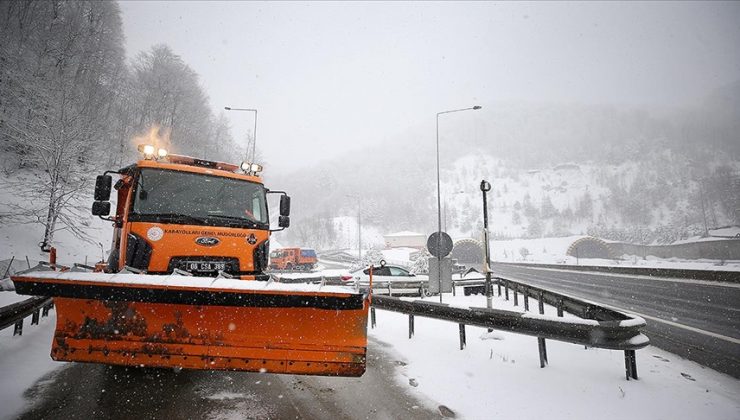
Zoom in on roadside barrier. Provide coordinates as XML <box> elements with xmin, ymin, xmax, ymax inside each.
<box><xmin>1</xmin><ymin>262</ymin><xmax>61</xmax><ymax>336</ymax></box>
<box><xmin>371</xmin><ymin>275</ymin><xmax>648</xmax><ymax>380</ymax></box>
<box><xmin>495</xmin><ymin>262</ymin><xmax>740</xmax><ymax>283</ymax></box>
<box><xmin>0</xmin><ymin>296</ymin><xmax>54</xmax><ymax>336</ymax></box>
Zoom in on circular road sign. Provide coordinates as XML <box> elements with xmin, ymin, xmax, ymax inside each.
<box><xmin>427</xmin><ymin>231</ymin><xmax>453</xmax><ymax>258</ymax></box>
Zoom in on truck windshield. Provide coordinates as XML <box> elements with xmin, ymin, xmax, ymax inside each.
<box><xmin>130</xmin><ymin>168</ymin><xmax>268</xmax><ymax>229</ymax></box>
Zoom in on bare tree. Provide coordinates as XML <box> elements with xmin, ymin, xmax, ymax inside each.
<box><xmin>0</xmin><ymin>1</ymin><xmax>126</xmax><ymax>249</ymax></box>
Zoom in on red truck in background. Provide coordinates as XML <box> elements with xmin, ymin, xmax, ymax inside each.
<box><xmin>269</xmin><ymin>248</ymin><xmax>318</xmax><ymax>270</ymax></box>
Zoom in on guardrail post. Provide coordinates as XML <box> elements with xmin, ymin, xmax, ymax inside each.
<box><xmin>624</xmin><ymin>350</ymin><xmax>638</xmax><ymax>380</ymax></box>
<box><xmin>556</xmin><ymin>299</ymin><xmax>564</xmax><ymax>317</ymax></box>
<box><xmin>538</xmin><ymin>292</ymin><xmax>545</xmax><ymax>315</ymax></box>
<box><xmin>523</xmin><ymin>289</ymin><xmax>529</xmax><ymax>311</ymax></box>
<box><xmin>371</xmin><ymin>307</ymin><xmax>376</xmax><ymax>328</ymax></box>
<box><xmin>452</xmin><ymin>282</ymin><xmax>456</xmax><ymax>296</ymax></box>
<box><xmin>408</xmin><ymin>315</ymin><xmax>415</xmax><ymax>339</ymax></box>
<box><xmin>513</xmin><ymin>285</ymin><xmax>519</xmax><ymax>306</ymax></box>
<box><xmin>459</xmin><ymin>324</ymin><xmax>466</xmax><ymax>350</ymax></box>
<box><xmin>538</xmin><ymin>337</ymin><xmax>548</xmax><ymax>368</ymax></box>
<box><xmin>31</xmin><ymin>309</ymin><xmax>40</xmax><ymax>325</ymax></box>
<box><xmin>504</xmin><ymin>281</ymin><xmax>509</xmax><ymax>301</ymax></box>
<box><xmin>13</xmin><ymin>319</ymin><xmax>23</xmax><ymax>336</ymax></box>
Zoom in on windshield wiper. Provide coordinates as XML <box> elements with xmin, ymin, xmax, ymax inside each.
<box><xmin>150</xmin><ymin>213</ymin><xmax>209</xmax><ymax>225</ymax></box>
<box><xmin>205</xmin><ymin>214</ymin><xmax>261</xmax><ymax>228</ymax></box>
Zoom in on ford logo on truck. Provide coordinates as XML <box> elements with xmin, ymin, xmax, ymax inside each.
<box><xmin>195</xmin><ymin>237</ymin><xmax>220</xmax><ymax>246</ymax></box>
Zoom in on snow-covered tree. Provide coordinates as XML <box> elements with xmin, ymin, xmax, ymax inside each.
<box><xmin>0</xmin><ymin>1</ymin><xmax>126</xmax><ymax>249</ymax></box>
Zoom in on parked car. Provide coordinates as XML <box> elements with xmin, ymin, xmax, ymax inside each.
<box><xmin>351</xmin><ymin>263</ymin><xmax>430</xmax><ymax>296</ymax></box>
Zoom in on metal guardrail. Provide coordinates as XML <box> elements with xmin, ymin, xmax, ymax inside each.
<box><xmin>495</xmin><ymin>262</ymin><xmax>740</xmax><ymax>283</ymax></box>
<box><xmin>371</xmin><ymin>275</ymin><xmax>648</xmax><ymax>380</ymax></box>
<box><xmin>358</xmin><ymin>280</ymin><xmax>429</xmax><ymax>297</ymax></box>
<box><xmin>455</xmin><ymin>276</ymin><xmax>627</xmax><ymax>322</ymax></box>
<box><xmin>0</xmin><ymin>296</ymin><xmax>54</xmax><ymax>336</ymax></box>
<box><xmin>0</xmin><ymin>261</ymin><xmax>61</xmax><ymax>336</ymax></box>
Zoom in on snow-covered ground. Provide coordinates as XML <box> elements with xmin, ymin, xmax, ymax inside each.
<box><xmin>0</xmin><ymin>304</ymin><xmax>58</xmax><ymax>420</ymax></box>
<box><xmin>3</xmin><ymin>288</ymin><xmax>737</xmax><ymax>420</ymax></box>
<box><xmin>368</xmin><ymin>292</ymin><xmax>740</xmax><ymax>420</ymax></box>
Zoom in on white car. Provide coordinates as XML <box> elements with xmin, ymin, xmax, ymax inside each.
<box><xmin>351</xmin><ymin>264</ymin><xmax>430</xmax><ymax>296</ymax></box>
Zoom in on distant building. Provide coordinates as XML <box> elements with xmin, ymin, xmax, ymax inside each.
<box><xmin>383</xmin><ymin>231</ymin><xmax>426</xmax><ymax>249</ymax></box>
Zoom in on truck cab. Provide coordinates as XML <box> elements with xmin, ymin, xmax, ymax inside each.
<box><xmin>92</xmin><ymin>147</ymin><xmax>290</xmax><ymax>280</ymax></box>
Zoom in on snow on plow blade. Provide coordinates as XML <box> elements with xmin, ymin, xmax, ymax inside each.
<box><xmin>11</xmin><ymin>271</ymin><xmax>369</xmax><ymax>377</ymax></box>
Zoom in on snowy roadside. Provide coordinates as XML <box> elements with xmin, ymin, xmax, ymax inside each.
<box><xmin>0</xmin><ymin>309</ymin><xmax>61</xmax><ymax>420</ymax></box>
<box><xmin>368</xmin><ymin>292</ymin><xmax>740</xmax><ymax>420</ymax></box>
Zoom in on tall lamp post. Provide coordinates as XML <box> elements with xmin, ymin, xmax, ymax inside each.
<box><xmin>480</xmin><ymin>180</ymin><xmax>493</xmax><ymax>310</ymax></box>
<box><xmin>436</xmin><ymin>105</ymin><xmax>481</xmax><ymax>303</ymax></box>
<box><xmin>224</xmin><ymin>106</ymin><xmax>258</xmax><ymax>162</ymax></box>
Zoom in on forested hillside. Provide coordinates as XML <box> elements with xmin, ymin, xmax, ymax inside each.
<box><xmin>0</xmin><ymin>1</ymin><xmax>242</xmax><ymax>249</ymax></box>
<box><xmin>1</xmin><ymin>1</ymin><xmax>738</xmax><ymax>252</ymax></box>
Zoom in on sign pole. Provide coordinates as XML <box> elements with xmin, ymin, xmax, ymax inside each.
<box><xmin>427</xmin><ymin>232</ymin><xmax>453</xmax><ymax>300</ymax></box>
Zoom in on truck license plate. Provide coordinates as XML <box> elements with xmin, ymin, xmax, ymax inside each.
<box><xmin>186</xmin><ymin>262</ymin><xmax>226</xmax><ymax>272</ymax></box>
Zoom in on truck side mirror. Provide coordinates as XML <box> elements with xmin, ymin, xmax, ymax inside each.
<box><xmin>92</xmin><ymin>201</ymin><xmax>111</xmax><ymax>216</ymax></box>
<box><xmin>94</xmin><ymin>175</ymin><xmax>112</xmax><ymax>201</ymax></box>
<box><xmin>280</xmin><ymin>195</ymin><xmax>291</xmax><ymax>217</ymax></box>
<box><xmin>278</xmin><ymin>215</ymin><xmax>290</xmax><ymax>228</ymax></box>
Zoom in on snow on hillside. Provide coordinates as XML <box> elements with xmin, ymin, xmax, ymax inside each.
<box><xmin>442</xmin><ymin>153</ymin><xmax>739</xmax><ymax>244</ymax></box>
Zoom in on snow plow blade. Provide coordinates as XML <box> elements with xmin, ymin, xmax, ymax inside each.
<box><xmin>11</xmin><ymin>271</ymin><xmax>369</xmax><ymax>377</ymax></box>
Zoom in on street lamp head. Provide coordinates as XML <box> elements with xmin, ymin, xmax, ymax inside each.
<box><xmin>224</xmin><ymin>106</ymin><xmax>231</xmax><ymax>110</ymax></box>
<box><xmin>473</xmin><ymin>106</ymin><xmax>482</xmax><ymax>110</ymax></box>
<box><xmin>480</xmin><ymin>180</ymin><xmax>491</xmax><ymax>192</ymax></box>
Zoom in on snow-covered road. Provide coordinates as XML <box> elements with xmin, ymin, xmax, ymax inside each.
<box><xmin>7</xmin><ymin>337</ymin><xmax>442</xmax><ymax>420</ymax></box>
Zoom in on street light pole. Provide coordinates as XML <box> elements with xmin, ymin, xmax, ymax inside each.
<box><xmin>224</xmin><ymin>106</ymin><xmax>258</xmax><ymax>162</ymax></box>
<box><xmin>480</xmin><ymin>180</ymin><xmax>493</xmax><ymax>310</ymax></box>
<box><xmin>435</xmin><ymin>106</ymin><xmax>481</xmax><ymax>303</ymax></box>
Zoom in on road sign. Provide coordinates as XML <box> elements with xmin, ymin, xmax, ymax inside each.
<box><xmin>427</xmin><ymin>231</ymin><xmax>453</xmax><ymax>258</ymax></box>
<box><xmin>428</xmin><ymin>256</ymin><xmax>453</xmax><ymax>294</ymax></box>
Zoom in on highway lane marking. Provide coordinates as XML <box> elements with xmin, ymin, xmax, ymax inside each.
<box><xmin>500</xmin><ymin>273</ymin><xmax>740</xmax><ymax>346</ymax></box>
<box><xmin>496</xmin><ymin>265</ymin><xmax>740</xmax><ymax>289</ymax></box>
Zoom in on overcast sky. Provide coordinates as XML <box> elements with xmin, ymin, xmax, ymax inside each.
<box><xmin>119</xmin><ymin>1</ymin><xmax>740</xmax><ymax>172</ymax></box>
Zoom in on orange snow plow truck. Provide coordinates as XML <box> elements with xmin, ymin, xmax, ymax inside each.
<box><xmin>12</xmin><ymin>145</ymin><xmax>369</xmax><ymax>377</ymax></box>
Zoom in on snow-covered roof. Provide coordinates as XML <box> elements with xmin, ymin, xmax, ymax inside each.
<box><xmin>384</xmin><ymin>231</ymin><xmax>424</xmax><ymax>237</ymax></box>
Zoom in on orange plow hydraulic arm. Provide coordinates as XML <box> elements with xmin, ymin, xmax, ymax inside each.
<box><xmin>12</xmin><ymin>272</ymin><xmax>369</xmax><ymax>377</ymax></box>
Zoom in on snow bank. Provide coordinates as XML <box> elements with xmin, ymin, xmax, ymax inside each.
<box><xmin>369</xmin><ymin>292</ymin><xmax>740</xmax><ymax>420</ymax></box>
